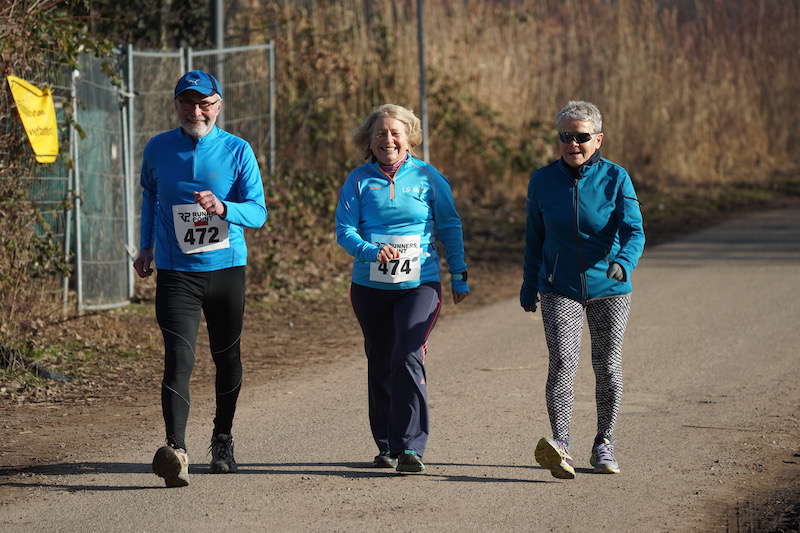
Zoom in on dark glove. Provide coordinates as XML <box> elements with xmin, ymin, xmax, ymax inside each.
<box><xmin>606</xmin><ymin>262</ymin><xmax>625</xmax><ymax>281</ymax></box>
<box><xmin>520</xmin><ymin>284</ymin><xmax>538</xmax><ymax>312</ymax></box>
<box><xmin>451</xmin><ymin>278</ymin><xmax>470</xmax><ymax>295</ymax></box>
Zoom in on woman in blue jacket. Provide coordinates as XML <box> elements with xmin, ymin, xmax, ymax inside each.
<box><xmin>336</xmin><ymin>104</ymin><xmax>470</xmax><ymax>474</ymax></box>
<box><xmin>520</xmin><ymin>100</ymin><xmax>645</xmax><ymax>479</ymax></box>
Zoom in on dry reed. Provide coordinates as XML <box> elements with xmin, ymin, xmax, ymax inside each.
<box><xmin>245</xmin><ymin>0</ymin><xmax>797</xmax><ymax>188</ymax></box>
<box><xmin>229</xmin><ymin>0</ymin><xmax>800</xmax><ymax>295</ymax></box>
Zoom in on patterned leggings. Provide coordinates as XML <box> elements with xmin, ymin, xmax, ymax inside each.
<box><xmin>539</xmin><ymin>292</ymin><xmax>631</xmax><ymax>445</ymax></box>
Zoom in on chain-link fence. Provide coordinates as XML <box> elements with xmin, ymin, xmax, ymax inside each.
<box><xmin>4</xmin><ymin>42</ymin><xmax>275</xmax><ymax>315</ymax></box>
<box><xmin>73</xmin><ymin>54</ymin><xmax>130</xmax><ymax>311</ymax></box>
<box><xmin>187</xmin><ymin>44</ymin><xmax>276</xmax><ymax>175</ymax></box>
<box><xmin>125</xmin><ymin>43</ymin><xmax>276</xmax><ymax>294</ymax></box>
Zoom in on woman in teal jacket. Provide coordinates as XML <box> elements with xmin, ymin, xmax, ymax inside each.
<box><xmin>520</xmin><ymin>100</ymin><xmax>645</xmax><ymax>479</ymax></box>
<box><xmin>336</xmin><ymin>104</ymin><xmax>469</xmax><ymax>474</ymax></box>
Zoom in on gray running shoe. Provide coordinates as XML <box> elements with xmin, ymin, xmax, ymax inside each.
<box><xmin>534</xmin><ymin>437</ymin><xmax>576</xmax><ymax>479</ymax></box>
<box><xmin>396</xmin><ymin>450</ymin><xmax>425</xmax><ymax>474</ymax></box>
<box><xmin>590</xmin><ymin>437</ymin><xmax>621</xmax><ymax>474</ymax></box>
<box><xmin>152</xmin><ymin>445</ymin><xmax>189</xmax><ymax>487</ymax></box>
<box><xmin>209</xmin><ymin>433</ymin><xmax>238</xmax><ymax>474</ymax></box>
<box><xmin>372</xmin><ymin>451</ymin><xmax>398</xmax><ymax>468</ymax></box>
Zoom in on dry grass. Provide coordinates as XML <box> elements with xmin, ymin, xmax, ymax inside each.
<box><xmin>241</xmin><ymin>0</ymin><xmax>799</xmax><ymax>187</ymax></box>
<box><xmin>232</xmin><ymin>0</ymin><xmax>800</xmax><ymax>295</ymax></box>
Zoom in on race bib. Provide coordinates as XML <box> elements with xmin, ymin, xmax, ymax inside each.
<box><xmin>369</xmin><ymin>234</ymin><xmax>422</xmax><ymax>283</ymax></box>
<box><xmin>172</xmin><ymin>203</ymin><xmax>230</xmax><ymax>254</ymax></box>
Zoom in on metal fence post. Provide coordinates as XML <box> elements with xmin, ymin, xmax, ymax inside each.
<box><xmin>269</xmin><ymin>40</ymin><xmax>276</xmax><ymax>176</ymax></box>
<box><xmin>214</xmin><ymin>0</ymin><xmax>225</xmax><ymax>129</ymax></box>
<box><xmin>417</xmin><ymin>0</ymin><xmax>430</xmax><ymax>162</ymax></box>
<box><xmin>121</xmin><ymin>101</ymin><xmax>135</xmax><ymax>298</ymax></box>
<box><xmin>71</xmin><ymin>69</ymin><xmax>84</xmax><ymax>315</ymax></box>
<box><xmin>63</xmin><ymin>90</ymin><xmax>75</xmax><ymax>317</ymax></box>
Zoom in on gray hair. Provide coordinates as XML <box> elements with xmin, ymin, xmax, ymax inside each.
<box><xmin>353</xmin><ymin>104</ymin><xmax>422</xmax><ymax>160</ymax></box>
<box><xmin>555</xmin><ymin>100</ymin><xmax>603</xmax><ymax>133</ymax></box>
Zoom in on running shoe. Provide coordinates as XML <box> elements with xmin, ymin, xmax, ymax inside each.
<box><xmin>396</xmin><ymin>450</ymin><xmax>425</xmax><ymax>474</ymax></box>
<box><xmin>152</xmin><ymin>444</ymin><xmax>189</xmax><ymax>487</ymax></box>
<box><xmin>590</xmin><ymin>437</ymin><xmax>620</xmax><ymax>474</ymax></box>
<box><xmin>209</xmin><ymin>433</ymin><xmax>238</xmax><ymax>474</ymax></box>
<box><xmin>372</xmin><ymin>451</ymin><xmax>398</xmax><ymax>468</ymax></box>
<box><xmin>534</xmin><ymin>437</ymin><xmax>576</xmax><ymax>479</ymax></box>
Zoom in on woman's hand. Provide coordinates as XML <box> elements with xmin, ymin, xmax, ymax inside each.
<box><xmin>376</xmin><ymin>244</ymin><xmax>401</xmax><ymax>263</ymax></box>
<box><xmin>606</xmin><ymin>262</ymin><xmax>626</xmax><ymax>281</ymax></box>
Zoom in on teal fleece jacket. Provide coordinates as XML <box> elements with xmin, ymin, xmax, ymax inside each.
<box><xmin>522</xmin><ymin>156</ymin><xmax>645</xmax><ymax>302</ymax></box>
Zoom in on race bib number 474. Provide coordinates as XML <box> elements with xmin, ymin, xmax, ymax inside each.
<box><xmin>369</xmin><ymin>234</ymin><xmax>422</xmax><ymax>283</ymax></box>
<box><xmin>172</xmin><ymin>203</ymin><xmax>230</xmax><ymax>254</ymax></box>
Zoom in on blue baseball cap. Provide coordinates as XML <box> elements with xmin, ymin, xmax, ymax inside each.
<box><xmin>174</xmin><ymin>70</ymin><xmax>223</xmax><ymax>98</ymax></box>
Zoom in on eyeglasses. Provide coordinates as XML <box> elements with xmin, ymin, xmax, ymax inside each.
<box><xmin>558</xmin><ymin>131</ymin><xmax>599</xmax><ymax>144</ymax></box>
<box><xmin>178</xmin><ymin>98</ymin><xmax>221</xmax><ymax>111</ymax></box>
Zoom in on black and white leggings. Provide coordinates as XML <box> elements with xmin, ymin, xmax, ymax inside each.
<box><xmin>539</xmin><ymin>292</ymin><xmax>631</xmax><ymax>446</ymax></box>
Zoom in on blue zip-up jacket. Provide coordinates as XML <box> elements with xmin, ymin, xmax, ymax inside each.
<box><xmin>335</xmin><ymin>155</ymin><xmax>468</xmax><ymax>291</ymax></box>
<box><xmin>522</xmin><ymin>155</ymin><xmax>645</xmax><ymax>302</ymax></box>
<box><xmin>139</xmin><ymin>126</ymin><xmax>267</xmax><ymax>272</ymax></box>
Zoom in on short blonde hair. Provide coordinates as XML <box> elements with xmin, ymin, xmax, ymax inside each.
<box><xmin>353</xmin><ymin>104</ymin><xmax>422</xmax><ymax>160</ymax></box>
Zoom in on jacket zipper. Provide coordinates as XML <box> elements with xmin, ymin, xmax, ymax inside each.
<box><xmin>378</xmin><ymin>167</ymin><xmax>396</xmax><ymax>200</ymax></box>
<box><xmin>574</xmin><ymin>178</ymin><xmax>586</xmax><ymax>301</ymax></box>
<box><xmin>548</xmin><ymin>252</ymin><xmax>560</xmax><ymax>284</ymax></box>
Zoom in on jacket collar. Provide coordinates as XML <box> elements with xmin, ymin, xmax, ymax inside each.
<box><xmin>560</xmin><ymin>150</ymin><xmax>601</xmax><ymax>179</ymax></box>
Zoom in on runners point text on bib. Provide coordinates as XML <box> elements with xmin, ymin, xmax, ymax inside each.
<box><xmin>172</xmin><ymin>203</ymin><xmax>230</xmax><ymax>254</ymax></box>
<box><xmin>369</xmin><ymin>234</ymin><xmax>421</xmax><ymax>283</ymax></box>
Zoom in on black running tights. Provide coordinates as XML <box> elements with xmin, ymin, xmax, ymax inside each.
<box><xmin>155</xmin><ymin>267</ymin><xmax>245</xmax><ymax>451</ymax></box>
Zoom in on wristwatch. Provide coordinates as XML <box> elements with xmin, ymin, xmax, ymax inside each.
<box><xmin>452</xmin><ymin>271</ymin><xmax>468</xmax><ymax>282</ymax></box>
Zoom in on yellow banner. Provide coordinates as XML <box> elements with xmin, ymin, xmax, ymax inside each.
<box><xmin>6</xmin><ymin>75</ymin><xmax>59</xmax><ymax>164</ymax></box>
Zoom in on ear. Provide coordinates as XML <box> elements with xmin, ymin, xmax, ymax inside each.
<box><xmin>595</xmin><ymin>132</ymin><xmax>604</xmax><ymax>148</ymax></box>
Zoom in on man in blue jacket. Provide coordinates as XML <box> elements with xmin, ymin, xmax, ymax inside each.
<box><xmin>133</xmin><ymin>70</ymin><xmax>267</xmax><ymax>487</ymax></box>
<box><xmin>520</xmin><ymin>100</ymin><xmax>645</xmax><ymax>479</ymax></box>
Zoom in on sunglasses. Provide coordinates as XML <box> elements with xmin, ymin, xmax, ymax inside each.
<box><xmin>558</xmin><ymin>131</ymin><xmax>598</xmax><ymax>144</ymax></box>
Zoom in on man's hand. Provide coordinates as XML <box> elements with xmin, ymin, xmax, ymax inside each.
<box><xmin>133</xmin><ymin>248</ymin><xmax>154</xmax><ymax>278</ymax></box>
<box><xmin>194</xmin><ymin>190</ymin><xmax>226</xmax><ymax>216</ymax></box>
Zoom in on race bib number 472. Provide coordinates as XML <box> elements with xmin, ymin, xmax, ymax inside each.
<box><xmin>172</xmin><ymin>203</ymin><xmax>230</xmax><ymax>254</ymax></box>
<box><xmin>369</xmin><ymin>234</ymin><xmax>422</xmax><ymax>283</ymax></box>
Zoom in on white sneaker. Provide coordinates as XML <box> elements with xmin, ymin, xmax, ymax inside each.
<box><xmin>590</xmin><ymin>437</ymin><xmax>621</xmax><ymax>474</ymax></box>
<box><xmin>534</xmin><ymin>437</ymin><xmax>576</xmax><ymax>479</ymax></box>
<box><xmin>152</xmin><ymin>445</ymin><xmax>189</xmax><ymax>487</ymax></box>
